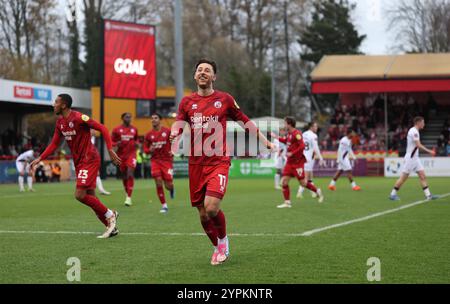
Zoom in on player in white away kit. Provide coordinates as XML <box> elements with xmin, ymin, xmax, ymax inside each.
<box><xmin>298</xmin><ymin>122</ymin><xmax>325</xmax><ymax>198</ymax></box>
<box><xmin>389</xmin><ymin>116</ymin><xmax>438</xmax><ymax>201</ymax></box>
<box><xmin>328</xmin><ymin>128</ymin><xmax>361</xmax><ymax>191</ymax></box>
<box><xmin>91</xmin><ymin>130</ymin><xmax>111</xmax><ymax>195</ymax></box>
<box><xmin>16</xmin><ymin>148</ymin><xmax>39</xmax><ymax>192</ymax></box>
<box><xmin>273</xmin><ymin>131</ymin><xmax>287</xmax><ymax>190</ymax></box>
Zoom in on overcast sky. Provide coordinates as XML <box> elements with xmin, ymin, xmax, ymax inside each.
<box><xmin>350</xmin><ymin>0</ymin><xmax>395</xmax><ymax>55</ymax></box>
<box><xmin>59</xmin><ymin>0</ymin><xmax>396</xmax><ymax>55</ymax></box>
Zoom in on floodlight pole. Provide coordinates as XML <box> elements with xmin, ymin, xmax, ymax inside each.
<box><xmin>174</xmin><ymin>0</ymin><xmax>184</xmax><ymax>107</ymax></box>
<box><xmin>99</xmin><ymin>19</ymin><xmax>105</xmax><ymax>179</ymax></box>
<box><xmin>271</xmin><ymin>14</ymin><xmax>276</xmax><ymax>118</ymax></box>
<box><xmin>384</xmin><ymin>93</ymin><xmax>388</xmax><ymax>154</ymax></box>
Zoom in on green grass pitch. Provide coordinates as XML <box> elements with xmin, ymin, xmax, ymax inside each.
<box><xmin>0</xmin><ymin>176</ymin><xmax>449</xmax><ymax>283</ymax></box>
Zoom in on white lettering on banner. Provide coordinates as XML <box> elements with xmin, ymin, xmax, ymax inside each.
<box><xmin>385</xmin><ymin>157</ymin><xmax>450</xmax><ymax>177</ymax></box>
<box><xmin>15</xmin><ymin>86</ymin><xmax>33</xmax><ymax>98</ymax></box>
<box><xmin>114</xmin><ymin>58</ymin><xmax>147</xmax><ymax>75</ymax></box>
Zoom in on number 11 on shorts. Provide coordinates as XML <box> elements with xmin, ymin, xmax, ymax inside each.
<box><xmin>218</xmin><ymin>174</ymin><xmax>227</xmax><ymax>192</ymax></box>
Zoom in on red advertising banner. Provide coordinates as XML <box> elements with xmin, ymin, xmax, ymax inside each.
<box><xmin>104</xmin><ymin>20</ymin><xmax>156</xmax><ymax>99</ymax></box>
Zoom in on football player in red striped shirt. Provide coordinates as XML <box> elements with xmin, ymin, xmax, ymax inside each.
<box><xmin>30</xmin><ymin>94</ymin><xmax>121</xmax><ymax>238</ymax></box>
<box><xmin>112</xmin><ymin>113</ymin><xmax>139</xmax><ymax>206</ymax></box>
<box><xmin>144</xmin><ymin>113</ymin><xmax>174</xmax><ymax>213</ymax></box>
<box><xmin>170</xmin><ymin>59</ymin><xmax>274</xmax><ymax>265</ymax></box>
<box><xmin>274</xmin><ymin>117</ymin><xmax>324</xmax><ymax>208</ymax></box>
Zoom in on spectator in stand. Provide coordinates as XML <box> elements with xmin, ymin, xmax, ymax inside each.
<box><xmin>447</xmin><ymin>139</ymin><xmax>450</xmax><ymax>156</ymax></box>
<box><xmin>368</xmin><ymin>132</ymin><xmax>378</xmax><ymax>150</ymax></box>
<box><xmin>325</xmin><ymin>98</ymin><xmax>447</xmax><ymax>153</ymax></box>
<box><xmin>51</xmin><ymin>163</ymin><xmax>62</xmax><ymax>182</ymax></box>
<box><xmin>9</xmin><ymin>145</ymin><xmax>18</xmax><ymax>157</ymax></box>
<box><xmin>35</xmin><ymin>162</ymin><xmax>49</xmax><ymax>183</ymax></box>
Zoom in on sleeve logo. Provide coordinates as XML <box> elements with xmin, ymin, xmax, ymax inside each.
<box><xmin>81</xmin><ymin>114</ymin><xmax>90</xmax><ymax>122</ymax></box>
<box><xmin>296</xmin><ymin>134</ymin><xmax>302</xmax><ymax>140</ymax></box>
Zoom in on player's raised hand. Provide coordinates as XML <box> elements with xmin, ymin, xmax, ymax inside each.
<box><xmin>108</xmin><ymin>149</ymin><xmax>122</xmax><ymax>166</ymax></box>
<box><xmin>29</xmin><ymin>157</ymin><xmax>41</xmax><ymax>173</ymax></box>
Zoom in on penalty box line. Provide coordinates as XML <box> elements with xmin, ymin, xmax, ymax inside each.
<box><xmin>0</xmin><ymin>193</ymin><xmax>448</xmax><ymax>238</ymax></box>
<box><xmin>298</xmin><ymin>192</ymin><xmax>450</xmax><ymax>237</ymax></box>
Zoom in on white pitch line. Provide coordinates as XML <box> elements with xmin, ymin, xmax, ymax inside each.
<box><xmin>0</xmin><ymin>194</ymin><xmax>448</xmax><ymax>238</ymax></box>
<box><xmin>1</xmin><ymin>186</ymin><xmax>153</xmax><ymax>199</ymax></box>
<box><xmin>0</xmin><ymin>230</ymin><xmax>287</xmax><ymax>237</ymax></box>
<box><xmin>298</xmin><ymin>193</ymin><xmax>450</xmax><ymax>237</ymax></box>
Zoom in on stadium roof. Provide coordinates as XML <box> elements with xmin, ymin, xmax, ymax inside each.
<box><xmin>310</xmin><ymin>53</ymin><xmax>450</xmax><ymax>94</ymax></box>
<box><xmin>0</xmin><ymin>78</ymin><xmax>91</xmax><ymax>108</ymax></box>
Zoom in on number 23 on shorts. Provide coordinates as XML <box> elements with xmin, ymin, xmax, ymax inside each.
<box><xmin>78</xmin><ymin>170</ymin><xmax>88</xmax><ymax>179</ymax></box>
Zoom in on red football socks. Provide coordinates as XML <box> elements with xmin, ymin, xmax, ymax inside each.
<box><xmin>211</xmin><ymin>210</ymin><xmax>227</xmax><ymax>239</ymax></box>
<box><xmin>157</xmin><ymin>185</ymin><xmax>166</xmax><ymax>204</ymax></box>
<box><xmin>201</xmin><ymin>219</ymin><xmax>218</xmax><ymax>247</ymax></box>
<box><xmin>127</xmin><ymin>176</ymin><xmax>134</xmax><ymax>197</ymax></box>
<box><xmin>282</xmin><ymin>185</ymin><xmax>290</xmax><ymax>200</ymax></box>
<box><xmin>80</xmin><ymin>195</ymin><xmax>108</xmax><ymax>226</ymax></box>
<box><xmin>123</xmin><ymin>177</ymin><xmax>134</xmax><ymax>197</ymax></box>
<box><xmin>306</xmin><ymin>181</ymin><xmax>318</xmax><ymax>193</ymax></box>
<box><xmin>122</xmin><ymin>179</ymin><xmax>128</xmax><ymax>194</ymax></box>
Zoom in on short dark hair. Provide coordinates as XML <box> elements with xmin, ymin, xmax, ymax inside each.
<box><xmin>195</xmin><ymin>58</ymin><xmax>217</xmax><ymax>74</ymax></box>
<box><xmin>121</xmin><ymin>112</ymin><xmax>131</xmax><ymax>119</ymax></box>
<box><xmin>58</xmin><ymin>94</ymin><xmax>72</xmax><ymax>108</ymax></box>
<box><xmin>308</xmin><ymin>121</ymin><xmax>317</xmax><ymax>129</ymax></box>
<box><xmin>346</xmin><ymin>127</ymin><xmax>354</xmax><ymax>135</ymax></box>
<box><xmin>151</xmin><ymin>112</ymin><xmax>162</xmax><ymax>119</ymax></box>
<box><xmin>413</xmin><ymin>116</ymin><xmax>424</xmax><ymax>124</ymax></box>
<box><xmin>284</xmin><ymin>116</ymin><xmax>296</xmax><ymax>128</ymax></box>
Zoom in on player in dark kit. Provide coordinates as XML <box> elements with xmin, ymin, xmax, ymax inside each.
<box><xmin>144</xmin><ymin>113</ymin><xmax>174</xmax><ymax>213</ymax></box>
<box><xmin>274</xmin><ymin>117</ymin><xmax>324</xmax><ymax>208</ymax></box>
<box><xmin>30</xmin><ymin>94</ymin><xmax>121</xmax><ymax>238</ymax></box>
<box><xmin>170</xmin><ymin>59</ymin><xmax>274</xmax><ymax>265</ymax></box>
<box><xmin>112</xmin><ymin>113</ymin><xmax>138</xmax><ymax>206</ymax></box>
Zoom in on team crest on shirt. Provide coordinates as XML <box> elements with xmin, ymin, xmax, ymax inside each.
<box><xmin>69</xmin><ymin>122</ymin><xmax>74</xmax><ymax>128</ymax></box>
<box><xmin>60</xmin><ymin>124</ymin><xmax>64</xmax><ymax>129</ymax></box>
<box><xmin>120</xmin><ymin>129</ymin><xmax>123</xmax><ymax>133</ymax></box>
<box><xmin>151</xmin><ymin>135</ymin><xmax>155</xmax><ymax>139</ymax></box>
<box><xmin>131</xmin><ymin>129</ymin><xmax>135</xmax><ymax>133</ymax></box>
<box><xmin>214</xmin><ymin>101</ymin><xmax>222</xmax><ymax>108</ymax></box>
<box><xmin>162</xmin><ymin>132</ymin><xmax>167</xmax><ymax>137</ymax></box>
<box><xmin>192</xmin><ymin>104</ymin><xmax>198</xmax><ymax>110</ymax></box>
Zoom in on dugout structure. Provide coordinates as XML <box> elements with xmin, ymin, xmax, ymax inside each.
<box><xmin>310</xmin><ymin>53</ymin><xmax>450</xmax><ymax>153</ymax></box>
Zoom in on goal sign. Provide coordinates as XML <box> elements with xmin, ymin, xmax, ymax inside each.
<box><xmin>103</xmin><ymin>20</ymin><xmax>156</xmax><ymax>99</ymax></box>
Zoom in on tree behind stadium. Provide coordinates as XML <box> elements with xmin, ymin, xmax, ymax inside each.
<box><xmin>297</xmin><ymin>0</ymin><xmax>366</xmax><ymax>112</ymax></box>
